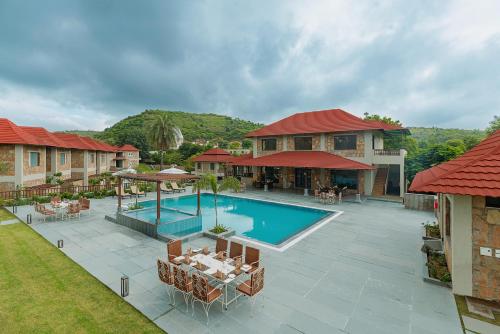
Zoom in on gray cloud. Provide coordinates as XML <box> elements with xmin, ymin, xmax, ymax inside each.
<box><xmin>0</xmin><ymin>0</ymin><xmax>499</xmax><ymax>130</ymax></box>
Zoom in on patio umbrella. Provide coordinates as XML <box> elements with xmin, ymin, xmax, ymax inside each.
<box><xmin>112</xmin><ymin>168</ymin><xmax>137</xmax><ymax>176</ymax></box>
<box><xmin>158</xmin><ymin>167</ymin><xmax>188</xmax><ymax>174</ymax></box>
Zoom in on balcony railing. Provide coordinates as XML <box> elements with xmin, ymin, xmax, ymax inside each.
<box><xmin>373</xmin><ymin>149</ymin><xmax>401</xmax><ymax>156</ymax></box>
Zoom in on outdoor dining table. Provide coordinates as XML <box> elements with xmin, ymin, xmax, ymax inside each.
<box><xmin>173</xmin><ymin>251</ymin><xmax>253</xmax><ymax>310</ymax></box>
<box><xmin>50</xmin><ymin>201</ymin><xmax>69</xmax><ymax>220</ymax></box>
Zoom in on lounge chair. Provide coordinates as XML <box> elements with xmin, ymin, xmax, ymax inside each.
<box><xmin>244</xmin><ymin>246</ymin><xmax>260</xmax><ymax>273</ymax></box>
<box><xmin>160</xmin><ymin>182</ymin><xmax>173</xmax><ymax>194</ymax></box>
<box><xmin>229</xmin><ymin>241</ymin><xmax>243</xmax><ymax>260</ymax></box>
<box><xmin>167</xmin><ymin>239</ymin><xmax>182</xmax><ymax>264</ymax></box>
<box><xmin>172</xmin><ymin>266</ymin><xmax>193</xmax><ymax>311</ymax></box>
<box><xmin>78</xmin><ymin>197</ymin><xmax>90</xmax><ymax>215</ymax></box>
<box><xmin>236</xmin><ymin>267</ymin><xmax>265</xmax><ymax>311</ymax></box>
<box><xmin>191</xmin><ymin>272</ymin><xmax>223</xmax><ymax>323</ymax></box>
<box><xmin>157</xmin><ymin>259</ymin><xmax>174</xmax><ymax>303</ymax></box>
<box><xmin>114</xmin><ymin>186</ymin><xmax>130</xmax><ymax>199</ymax></box>
<box><xmin>171</xmin><ymin>182</ymin><xmax>186</xmax><ymax>193</ymax></box>
<box><xmin>130</xmin><ymin>185</ymin><xmax>145</xmax><ymax>197</ymax></box>
<box><xmin>215</xmin><ymin>238</ymin><xmax>228</xmax><ymax>257</ymax></box>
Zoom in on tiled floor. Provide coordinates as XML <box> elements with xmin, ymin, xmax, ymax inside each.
<box><xmin>11</xmin><ymin>190</ymin><xmax>462</xmax><ymax>334</ymax></box>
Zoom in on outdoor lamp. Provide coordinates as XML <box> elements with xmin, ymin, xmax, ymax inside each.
<box><xmin>57</xmin><ymin>240</ymin><xmax>64</xmax><ymax>248</ymax></box>
<box><xmin>121</xmin><ymin>275</ymin><xmax>129</xmax><ymax>297</ymax></box>
<box><xmin>26</xmin><ymin>214</ymin><xmax>32</xmax><ymax>224</ymax></box>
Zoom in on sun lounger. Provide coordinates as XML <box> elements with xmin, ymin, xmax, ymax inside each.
<box><xmin>171</xmin><ymin>182</ymin><xmax>186</xmax><ymax>193</ymax></box>
<box><xmin>114</xmin><ymin>187</ymin><xmax>130</xmax><ymax>199</ymax></box>
<box><xmin>130</xmin><ymin>185</ymin><xmax>145</xmax><ymax>197</ymax></box>
<box><xmin>160</xmin><ymin>182</ymin><xmax>173</xmax><ymax>194</ymax></box>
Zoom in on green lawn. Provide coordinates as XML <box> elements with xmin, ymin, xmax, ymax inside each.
<box><xmin>0</xmin><ymin>219</ymin><xmax>164</xmax><ymax>334</ymax></box>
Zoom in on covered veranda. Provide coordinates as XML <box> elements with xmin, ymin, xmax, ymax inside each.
<box><xmin>232</xmin><ymin>151</ymin><xmax>374</xmax><ymax>195</ymax></box>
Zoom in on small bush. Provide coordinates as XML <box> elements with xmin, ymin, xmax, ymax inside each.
<box><xmin>71</xmin><ymin>194</ymin><xmax>80</xmax><ymax>200</ymax></box>
<box><xmin>128</xmin><ymin>203</ymin><xmax>143</xmax><ymax>210</ymax></box>
<box><xmin>425</xmin><ymin>223</ymin><xmax>440</xmax><ymax>238</ymax></box>
<box><xmin>83</xmin><ymin>192</ymin><xmax>95</xmax><ymax>199</ymax></box>
<box><xmin>427</xmin><ymin>252</ymin><xmax>452</xmax><ymax>282</ymax></box>
<box><xmin>209</xmin><ymin>225</ymin><xmax>228</xmax><ymax>234</ymax></box>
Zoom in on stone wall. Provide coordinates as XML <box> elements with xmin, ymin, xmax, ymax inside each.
<box><xmin>471</xmin><ymin>196</ymin><xmax>500</xmax><ymax>301</ymax></box>
<box><xmin>0</xmin><ymin>182</ymin><xmax>15</xmax><ymax>192</ymax></box>
<box><xmin>23</xmin><ymin>145</ymin><xmax>46</xmax><ymax>176</ymax></box>
<box><xmin>71</xmin><ymin>150</ymin><xmax>84</xmax><ymax>168</ymax></box>
<box><xmin>0</xmin><ymin>145</ymin><xmax>15</xmax><ymax>176</ymax></box>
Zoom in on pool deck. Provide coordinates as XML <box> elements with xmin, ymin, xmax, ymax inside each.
<box><xmin>11</xmin><ymin>189</ymin><xmax>462</xmax><ymax>334</ymax></box>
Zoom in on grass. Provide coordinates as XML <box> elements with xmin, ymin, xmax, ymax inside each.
<box><xmin>0</xmin><ymin>208</ymin><xmax>16</xmax><ymax>221</ymax></box>
<box><xmin>455</xmin><ymin>295</ymin><xmax>500</xmax><ymax>332</ymax></box>
<box><xmin>0</xmin><ymin>218</ymin><xmax>164</xmax><ymax>334</ymax></box>
<box><xmin>136</xmin><ymin>163</ymin><xmax>160</xmax><ymax>174</ymax></box>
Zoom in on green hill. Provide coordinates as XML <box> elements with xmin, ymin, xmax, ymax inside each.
<box><xmin>408</xmin><ymin>127</ymin><xmax>485</xmax><ymax>146</ymax></box>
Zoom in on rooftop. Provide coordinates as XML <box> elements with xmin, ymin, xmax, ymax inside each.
<box><xmin>192</xmin><ymin>148</ymin><xmax>235</xmax><ymax>163</ymax></box>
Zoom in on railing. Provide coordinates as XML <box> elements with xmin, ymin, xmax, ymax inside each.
<box><xmin>0</xmin><ymin>184</ymin><xmax>114</xmax><ymax>200</ymax></box>
<box><xmin>373</xmin><ymin>149</ymin><xmax>401</xmax><ymax>156</ymax></box>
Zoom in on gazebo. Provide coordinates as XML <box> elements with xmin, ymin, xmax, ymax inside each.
<box><xmin>116</xmin><ymin>173</ymin><xmax>199</xmax><ymax>224</ymax></box>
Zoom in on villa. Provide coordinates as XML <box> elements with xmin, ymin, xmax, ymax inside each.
<box><xmin>232</xmin><ymin>108</ymin><xmax>408</xmax><ymax>197</ymax></box>
<box><xmin>192</xmin><ymin>148</ymin><xmax>236</xmax><ymax>177</ymax></box>
<box><xmin>410</xmin><ymin>129</ymin><xmax>500</xmax><ymax>302</ymax></box>
<box><xmin>0</xmin><ymin>118</ymin><xmax>140</xmax><ymax>191</ymax></box>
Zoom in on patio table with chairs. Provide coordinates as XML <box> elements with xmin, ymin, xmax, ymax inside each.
<box><xmin>34</xmin><ymin>196</ymin><xmax>91</xmax><ymax>222</ymax></box>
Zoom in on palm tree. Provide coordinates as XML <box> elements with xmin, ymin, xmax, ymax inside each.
<box><xmin>192</xmin><ymin>174</ymin><xmax>241</xmax><ymax>229</ymax></box>
<box><xmin>145</xmin><ymin>113</ymin><xmax>179</xmax><ymax>170</ymax></box>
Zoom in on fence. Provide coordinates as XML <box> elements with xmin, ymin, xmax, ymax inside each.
<box><xmin>0</xmin><ymin>184</ymin><xmax>114</xmax><ymax>200</ymax></box>
<box><xmin>404</xmin><ymin>192</ymin><xmax>435</xmax><ymax>212</ymax></box>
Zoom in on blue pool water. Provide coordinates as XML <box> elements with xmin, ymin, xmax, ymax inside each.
<box><xmin>126</xmin><ymin>194</ymin><xmax>333</xmax><ymax>245</ymax></box>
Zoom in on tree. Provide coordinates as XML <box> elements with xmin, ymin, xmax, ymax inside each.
<box><xmin>192</xmin><ymin>174</ymin><xmax>240</xmax><ymax>230</ymax></box>
<box><xmin>363</xmin><ymin>112</ymin><xmax>402</xmax><ymax>126</ymax></box>
<box><xmin>486</xmin><ymin>115</ymin><xmax>500</xmax><ymax>135</ymax></box>
<box><xmin>242</xmin><ymin>139</ymin><xmax>252</xmax><ymax>149</ymax></box>
<box><xmin>145</xmin><ymin>114</ymin><xmax>178</xmax><ymax>170</ymax></box>
<box><xmin>229</xmin><ymin>141</ymin><xmax>241</xmax><ymax>149</ymax></box>
<box><xmin>115</xmin><ymin>128</ymin><xmax>150</xmax><ymax>160</ymax></box>
<box><xmin>177</xmin><ymin>142</ymin><xmax>204</xmax><ymax>161</ymax></box>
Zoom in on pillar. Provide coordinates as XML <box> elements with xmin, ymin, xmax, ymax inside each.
<box><xmin>83</xmin><ymin>150</ymin><xmax>89</xmax><ymax>186</ymax></box>
<box><xmin>14</xmin><ymin>144</ymin><xmax>24</xmax><ymax>187</ymax></box>
<box><xmin>156</xmin><ymin>181</ymin><xmax>161</xmax><ymax>225</ymax></box>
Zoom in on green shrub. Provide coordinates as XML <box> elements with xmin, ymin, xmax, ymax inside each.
<box><xmin>425</xmin><ymin>223</ymin><xmax>440</xmax><ymax>238</ymax></box>
<box><xmin>83</xmin><ymin>192</ymin><xmax>95</xmax><ymax>199</ymax></box>
<box><xmin>128</xmin><ymin>203</ymin><xmax>143</xmax><ymax>210</ymax></box>
<box><xmin>107</xmin><ymin>189</ymin><xmax>117</xmax><ymax>196</ymax></box>
<box><xmin>32</xmin><ymin>196</ymin><xmax>51</xmax><ymax>204</ymax></box>
<box><xmin>61</xmin><ymin>192</ymin><xmax>73</xmax><ymax>200</ymax></box>
<box><xmin>71</xmin><ymin>194</ymin><xmax>80</xmax><ymax>200</ymax></box>
<box><xmin>209</xmin><ymin>225</ymin><xmax>228</xmax><ymax>234</ymax></box>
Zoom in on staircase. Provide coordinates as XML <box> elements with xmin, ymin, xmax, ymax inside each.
<box><xmin>372</xmin><ymin>168</ymin><xmax>389</xmax><ymax>196</ymax></box>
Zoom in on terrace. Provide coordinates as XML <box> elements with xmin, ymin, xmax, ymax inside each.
<box><xmin>9</xmin><ymin>189</ymin><xmax>461</xmax><ymax>334</ymax></box>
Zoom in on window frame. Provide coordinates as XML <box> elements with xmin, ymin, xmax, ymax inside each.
<box><xmin>29</xmin><ymin>151</ymin><xmax>41</xmax><ymax>167</ymax></box>
<box><xmin>294</xmin><ymin>136</ymin><xmax>313</xmax><ymax>151</ymax></box>
<box><xmin>333</xmin><ymin>134</ymin><xmax>357</xmax><ymax>150</ymax></box>
<box><xmin>210</xmin><ymin>163</ymin><xmax>215</xmax><ymax>171</ymax></box>
<box><xmin>261</xmin><ymin>138</ymin><xmax>277</xmax><ymax>151</ymax></box>
<box><xmin>60</xmin><ymin>152</ymin><xmax>66</xmax><ymax>165</ymax></box>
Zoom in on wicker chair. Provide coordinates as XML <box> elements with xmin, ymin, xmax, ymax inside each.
<box><xmin>35</xmin><ymin>203</ymin><xmax>56</xmax><ymax>222</ymax></box>
<box><xmin>172</xmin><ymin>265</ymin><xmax>192</xmax><ymax>310</ymax></box>
<box><xmin>67</xmin><ymin>203</ymin><xmax>81</xmax><ymax>220</ymax></box>
<box><xmin>244</xmin><ymin>246</ymin><xmax>260</xmax><ymax>273</ymax></box>
<box><xmin>157</xmin><ymin>259</ymin><xmax>175</xmax><ymax>303</ymax></box>
<box><xmin>215</xmin><ymin>238</ymin><xmax>228</xmax><ymax>257</ymax></box>
<box><xmin>229</xmin><ymin>241</ymin><xmax>243</xmax><ymax>260</ymax></box>
<box><xmin>78</xmin><ymin>198</ymin><xmax>90</xmax><ymax>216</ymax></box>
<box><xmin>167</xmin><ymin>239</ymin><xmax>182</xmax><ymax>264</ymax></box>
<box><xmin>236</xmin><ymin>267</ymin><xmax>265</xmax><ymax>312</ymax></box>
<box><xmin>191</xmin><ymin>272</ymin><xmax>223</xmax><ymax>323</ymax></box>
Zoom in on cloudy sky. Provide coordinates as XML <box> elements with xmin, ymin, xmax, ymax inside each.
<box><xmin>0</xmin><ymin>0</ymin><xmax>499</xmax><ymax>131</ymax></box>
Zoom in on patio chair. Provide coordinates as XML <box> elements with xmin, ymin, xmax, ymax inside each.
<box><xmin>215</xmin><ymin>237</ymin><xmax>228</xmax><ymax>257</ymax></box>
<box><xmin>78</xmin><ymin>197</ymin><xmax>90</xmax><ymax>216</ymax></box>
<box><xmin>36</xmin><ymin>203</ymin><xmax>56</xmax><ymax>222</ymax></box>
<box><xmin>160</xmin><ymin>182</ymin><xmax>173</xmax><ymax>194</ymax></box>
<box><xmin>50</xmin><ymin>196</ymin><xmax>61</xmax><ymax>206</ymax></box>
<box><xmin>172</xmin><ymin>265</ymin><xmax>193</xmax><ymax>311</ymax></box>
<box><xmin>171</xmin><ymin>182</ymin><xmax>186</xmax><ymax>193</ymax></box>
<box><xmin>157</xmin><ymin>259</ymin><xmax>175</xmax><ymax>303</ymax></box>
<box><xmin>114</xmin><ymin>186</ymin><xmax>130</xmax><ymax>199</ymax></box>
<box><xmin>191</xmin><ymin>272</ymin><xmax>223</xmax><ymax>323</ymax></box>
<box><xmin>244</xmin><ymin>246</ymin><xmax>260</xmax><ymax>273</ymax></box>
<box><xmin>66</xmin><ymin>203</ymin><xmax>81</xmax><ymax>220</ymax></box>
<box><xmin>130</xmin><ymin>185</ymin><xmax>145</xmax><ymax>197</ymax></box>
<box><xmin>229</xmin><ymin>241</ymin><xmax>243</xmax><ymax>260</ymax></box>
<box><xmin>314</xmin><ymin>189</ymin><xmax>320</xmax><ymax>201</ymax></box>
<box><xmin>236</xmin><ymin>267</ymin><xmax>265</xmax><ymax>311</ymax></box>
<box><xmin>167</xmin><ymin>239</ymin><xmax>182</xmax><ymax>264</ymax></box>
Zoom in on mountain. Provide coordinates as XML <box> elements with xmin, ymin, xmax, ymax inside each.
<box><xmin>408</xmin><ymin>127</ymin><xmax>485</xmax><ymax>146</ymax></box>
<box><xmin>63</xmin><ymin>130</ymin><xmax>101</xmax><ymax>138</ymax></box>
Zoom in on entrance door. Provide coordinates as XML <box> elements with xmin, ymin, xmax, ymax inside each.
<box><xmin>295</xmin><ymin>168</ymin><xmax>311</xmax><ymax>189</ymax></box>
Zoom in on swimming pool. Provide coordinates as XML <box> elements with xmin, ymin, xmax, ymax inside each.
<box><xmin>126</xmin><ymin>194</ymin><xmax>337</xmax><ymax>248</ymax></box>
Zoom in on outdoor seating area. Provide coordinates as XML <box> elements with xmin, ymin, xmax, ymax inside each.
<box><xmin>314</xmin><ymin>185</ymin><xmax>347</xmax><ymax>205</ymax></box>
<box><xmin>161</xmin><ymin>238</ymin><xmax>264</xmax><ymax>322</ymax></box>
<box><xmin>34</xmin><ymin>196</ymin><xmax>92</xmax><ymax>222</ymax></box>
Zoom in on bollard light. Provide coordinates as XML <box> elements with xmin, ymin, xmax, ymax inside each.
<box><xmin>26</xmin><ymin>214</ymin><xmax>32</xmax><ymax>224</ymax></box>
<box><xmin>57</xmin><ymin>240</ymin><xmax>64</xmax><ymax>248</ymax></box>
<box><xmin>121</xmin><ymin>275</ymin><xmax>129</xmax><ymax>297</ymax></box>
<box><xmin>12</xmin><ymin>205</ymin><xmax>17</xmax><ymax>213</ymax></box>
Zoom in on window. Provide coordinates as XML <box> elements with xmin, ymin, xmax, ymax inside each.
<box><xmin>128</xmin><ymin>152</ymin><xmax>133</xmax><ymax>157</ymax></box>
<box><xmin>486</xmin><ymin>197</ymin><xmax>500</xmax><ymax>208</ymax></box>
<box><xmin>294</xmin><ymin>136</ymin><xmax>312</xmax><ymax>150</ymax></box>
<box><xmin>89</xmin><ymin>153</ymin><xmax>95</xmax><ymax>163</ymax></box>
<box><xmin>331</xmin><ymin>170</ymin><xmax>358</xmax><ymax>189</ymax></box>
<box><xmin>101</xmin><ymin>154</ymin><xmax>106</xmax><ymax>163</ymax></box>
<box><xmin>210</xmin><ymin>163</ymin><xmax>215</xmax><ymax>171</ymax></box>
<box><xmin>197</xmin><ymin>162</ymin><xmax>201</xmax><ymax>170</ymax></box>
<box><xmin>29</xmin><ymin>152</ymin><xmax>40</xmax><ymax>167</ymax></box>
<box><xmin>261</xmin><ymin>138</ymin><xmax>277</xmax><ymax>151</ymax></box>
<box><xmin>334</xmin><ymin>135</ymin><xmax>357</xmax><ymax>150</ymax></box>
<box><xmin>60</xmin><ymin>152</ymin><xmax>66</xmax><ymax>165</ymax></box>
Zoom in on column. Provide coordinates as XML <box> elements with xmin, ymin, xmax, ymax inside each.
<box><xmin>14</xmin><ymin>145</ymin><xmax>23</xmax><ymax>187</ymax></box>
<box><xmin>83</xmin><ymin>150</ymin><xmax>89</xmax><ymax>186</ymax></box>
<box><xmin>320</xmin><ymin>134</ymin><xmax>326</xmax><ymax>151</ymax></box>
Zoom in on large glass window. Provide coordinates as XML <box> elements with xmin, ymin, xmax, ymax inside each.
<box><xmin>295</xmin><ymin>168</ymin><xmax>312</xmax><ymax>188</ymax></box>
<box><xmin>486</xmin><ymin>197</ymin><xmax>500</xmax><ymax>208</ymax></box>
<box><xmin>210</xmin><ymin>163</ymin><xmax>215</xmax><ymax>170</ymax></box>
<box><xmin>29</xmin><ymin>152</ymin><xmax>40</xmax><ymax>167</ymax></box>
<box><xmin>331</xmin><ymin>170</ymin><xmax>358</xmax><ymax>189</ymax></box>
<box><xmin>261</xmin><ymin>138</ymin><xmax>277</xmax><ymax>151</ymax></box>
<box><xmin>334</xmin><ymin>135</ymin><xmax>357</xmax><ymax>150</ymax></box>
<box><xmin>60</xmin><ymin>152</ymin><xmax>66</xmax><ymax>165</ymax></box>
<box><xmin>294</xmin><ymin>137</ymin><xmax>312</xmax><ymax>150</ymax></box>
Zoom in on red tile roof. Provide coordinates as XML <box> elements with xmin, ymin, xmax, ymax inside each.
<box><xmin>20</xmin><ymin>126</ymin><xmax>71</xmax><ymax>148</ymax></box>
<box><xmin>246</xmin><ymin>109</ymin><xmax>407</xmax><ymax>137</ymax></box>
<box><xmin>409</xmin><ymin>130</ymin><xmax>500</xmax><ymax>196</ymax></box>
<box><xmin>192</xmin><ymin>148</ymin><xmax>234</xmax><ymax>163</ymax></box>
<box><xmin>0</xmin><ymin>118</ymin><xmax>41</xmax><ymax>145</ymax></box>
<box><xmin>118</xmin><ymin>144</ymin><xmax>139</xmax><ymax>151</ymax></box>
<box><xmin>232</xmin><ymin>151</ymin><xmax>374</xmax><ymax>170</ymax></box>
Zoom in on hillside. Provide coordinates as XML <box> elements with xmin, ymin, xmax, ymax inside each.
<box><xmin>408</xmin><ymin>127</ymin><xmax>485</xmax><ymax>145</ymax></box>
<box><xmin>63</xmin><ymin>130</ymin><xmax>101</xmax><ymax>138</ymax></box>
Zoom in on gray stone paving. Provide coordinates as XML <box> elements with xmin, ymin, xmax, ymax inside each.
<box><xmin>10</xmin><ymin>190</ymin><xmax>462</xmax><ymax>334</ymax></box>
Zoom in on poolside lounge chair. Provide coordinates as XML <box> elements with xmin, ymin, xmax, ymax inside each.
<box><xmin>244</xmin><ymin>246</ymin><xmax>260</xmax><ymax>273</ymax></box>
<box><xmin>130</xmin><ymin>185</ymin><xmax>145</xmax><ymax>197</ymax></box>
<box><xmin>229</xmin><ymin>241</ymin><xmax>243</xmax><ymax>260</ymax></box>
<box><xmin>35</xmin><ymin>203</ymin><xmax>56</xmax><ymax>222</ymax></box>
<box><xmin>157</xmin><ymin>259</ymin><xmax>175</xmax><ymax>303</ymax></box>
<box><xmin>114</xmin><ymin>186</ymin><xmax>130</xmax><ymax>199</ymax></box>
<box><xmin>236</xmin><ymin>267</ymin><xmax>265</xmax><ymax>311</ymax></box>
<box><xmin>66</xmin><ymin>203</ymin><xmax>81</xmax><ymax>220</ymax></box>
<box><xmin>78</xmin><ymin>197</ymin><xmax>90</xmax><ymax>216</ymax></box>
<box><xmin>191</xmin><ymin>272</ymin><xmax>223</xmax><ymax>323</ymax></box>
<box><xmin>160</xmin><ymin>182</ymin><xmax>173</xmax><ymax>194</ymax></box>
<box><xmin>167</xmin><ymin>239</ymin><xmax>182</xmax><ymax>264</ymax></box>
<box><xmin>172</xmin><ymin>266</ymin><xmax>193</xmax><ymax>311</ymax></box>
<box><xmin>215</xmin><ymin>238</ymin><xmax>228</xmax><ymax>257</ymax></box>
<box><xmin>171</xmin><ymin>182</ymin><xmax>186</xmax><ymax>193</ymax></box>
